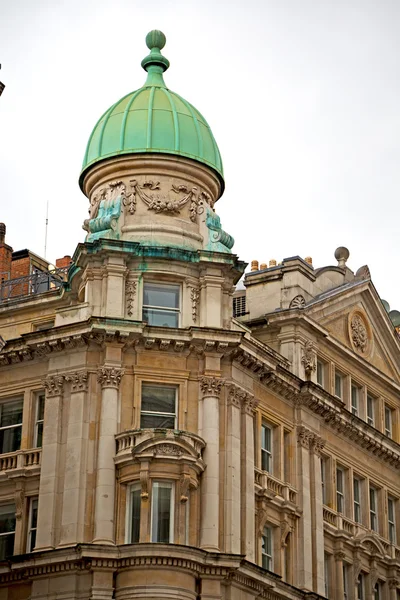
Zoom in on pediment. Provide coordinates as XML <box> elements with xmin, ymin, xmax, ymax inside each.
<box><xmin>305</xmin><ymin>282</ymin><xmax>400</xmax><ymax>381</ymax></box>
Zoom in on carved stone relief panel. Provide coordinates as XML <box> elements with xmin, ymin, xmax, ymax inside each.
<box><xmin>348</xmin><ymin>309</ymin><xmax>372</xmax><ymax>356</ymax></box>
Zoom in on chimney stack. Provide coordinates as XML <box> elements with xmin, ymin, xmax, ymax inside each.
<box><xmin>0</xmin><ymin>223</ymin><xmax>13</xmax><ymax>279</ymax></box>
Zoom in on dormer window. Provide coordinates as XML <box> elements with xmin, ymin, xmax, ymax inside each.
<box><xmin>142</xmin><ymin>282</ymin><xmax>180</xmax><ymax>327</ymax></box>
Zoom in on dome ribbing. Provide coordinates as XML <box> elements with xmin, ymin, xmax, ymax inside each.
<box><xmin>80</xmin><ymin>31</ymin><xmax>223</xmax><ymax>191</ymax></box>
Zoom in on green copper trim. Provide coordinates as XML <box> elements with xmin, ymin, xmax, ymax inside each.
<box><xmin>146</xmin><ymin>86</ymin><xmax>156</xmax><ymax>147</ymax></box>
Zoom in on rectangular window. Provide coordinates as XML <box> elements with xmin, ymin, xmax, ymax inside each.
<box><xmin>336</xmin><ymin>467</ymin><xmax>345</xmax><ymax>514</ymax></box>
<box><xmin>141</xmin><ymin>384</ymin><xmax>177</xmax><ymax>429</ymax></box>
<box><xmin>0</xmin><ymin>504</ymin><xmax>15</xmax><ymax>559</ymax></box>
<box><xmin>127</xmin><ymin>484</ymin><xmax>141</xmax><ymax>544</ymax></box>
<box><xmin>34</xmin><ymin>393</ymin><xmax>45</xmax><ymax>448</ymax></box>
<box><xmin>261</xmin><ymin>424</ymin><xmax>273</xmax><ymax>473</ymax></box>
<box><xmin>0</xmin><ymin>400</ymin><xmax>23</xmax><ymax>454</ymax></box>
<box><xmin>151</xmin><ymin>481</ymin><xmax>174</xmax><ymax>543</ymax></box>
<box><xmin>343</xmin><ymin>563</ymin><xmax>349</xmax><ymax>600</ymax></box>
<box><xmin>261</xmin><ymin>526</ymin><xmax>273</xmax><ymax>571</ymax></box>
<box><xmin>335</xmin><ymin>372</ymin><xmax>343</xmax><ymax>399</ymax></box>
<box><xmin>351</xmin><ymin>385</ymin><xmax>359</xmax><ymax>416</ymax></box>
<box><xmin>357</xmin><ymin>573</ymin><xmax>365</xmax><ymax>600</ymax></box>
<box><xmin>316</xmin><ymin>360</ymin><xmax>324</xmax><ymax>387</ymax></box>
<box><xmin>354</xmin><ymin>478</ymin><xmax>362</xmax><ymax>523</ymax></box>
<box><xmin>370</xmin><ymin>486</ymin><xmax>378</xmax><ymax>532</ymax></box>
<box><xmin>27</xmin><ymin>498</ymin><xmax>38</xmax><ymax>552</ymax></box>
<box><xmin>374</xmin><ymin>582</ymin><xmax>381</xmax><ymax>600</ymax></box>
<box><xmin>367</xmin><ymin>394</ymin><xmax>375</xmax><ymax>426</ymax></box>
<box><xmin>142</xmin><ymin>282</ymin><xmax>180</xmax><ymax>328</ymax></box>
<box><xmin>385</xmin><ymin>405</ymin><xmax>393</xmax><ymax>438</ymax></box>
<box><xmin>388</xmin><ymin>496</ymin><xmax>396</xmax><ymax>544</ymax></box>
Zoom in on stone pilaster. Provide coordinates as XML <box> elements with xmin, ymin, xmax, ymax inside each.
<box><xmin>241</xmin><ymin>391</ymin><xmax>258</xmax><ymax>562</ymax></box>
<box><xmin>199</xmin><ymin>376</ymin><xmax>224</xmax><ymax>551</ymax></box>
<box><xmin>225</xmin><ymin>384</ymin><xmax>242</xmax><ymax>554</ymax></box>
<box><xmin>36</xmin><ymin>375</ymin><xmax>65</xmax><ymax>550</ymax></box>
<box><xmin>296</xmin><ymin>425</ymin><xmax>313</xmax><ymax>590</ymax></box>
<box><xmin>93</xmin><ymin>367</ymin><xmax>123</xmax><ymax>544</ymax></box>
<box><xmin>59</xmin><ymin>370</ymin><xmax>89</xmax><ymax>546</ymax></box>
<box><xmin>310</xmin><ymin>433</ymin><xmax>325</xmax><ymax>596</ymax></box>
<box><xmin>334</xmin><ymin>551</ymin><xmax>345</xmax><ymax>600</ymax></box>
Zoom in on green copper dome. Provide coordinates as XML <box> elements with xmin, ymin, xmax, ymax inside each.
<box><xmin>80</xmin><ymin>30</ymin><xmax>223</xmax><ymax>190</ymax></box>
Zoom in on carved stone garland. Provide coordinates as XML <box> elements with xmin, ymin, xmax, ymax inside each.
<box><xmin>125</xmin><ymin>280</ymin><xmax>137</xmax><ymax>317</ymax></box>
<box><xmin>351</xmin><ymin>314</ymin><xmax>368</xmax><ymax>353</ymax></box>
<box><xmin>190</xmin><ymin>287</ymin><xmax>200</xmax><ymax>322</ymax></box>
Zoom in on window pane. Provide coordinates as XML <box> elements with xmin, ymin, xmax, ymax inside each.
<box><xmin>31</xmin><ymin>499</ymin><xmax>38</xmax><ymax>529</ymax></box>
<box><xmin>0</xmin><ymin>427</ymin><xmax>22</xmax><ymax>454</ymax></box>
<box><xmin>142</xmin><ymin>308</ymin><xmax>179</xmax><ymax>328</ymax></box>
<box><xmin>130</xmin><ymin>488</ymin><xmax>141</xmax><ymax>543</ymax></box>
<box><xmin>0</xmin><ymin>534</ymin><xmax>14</xmax><ymax>560</ymax></box>
<box><xmin>140</xmin><ymin>414</ymin><xmax>175</xmax><ymax>429</ymax></box>
<box><xmin>317</xmin><ymin>361</ymin><xmax>324</xmax><ymax>385</ymax></box>
<box><xmin>152</xmin><ymin>483</ymin><xmax>172</xmax><ymax>543</ymax></box>
<box><xmin>36</xmin><ymin>423</ymin><xmax>43</xmax><ymax>448</ymax></box>
<box><xmin>37</xmin><ymin>396</ymin><xmax>45</xmax><ymax>421</ymax></box>
<box><xmin>0</xmin><ymin>506</ymin><xmax>15</xmax><ymax>534</ymax></box>
<box><xmin>335</xmin><ymin>374</ymin><xmax>342</xmax><ymax>398</ymax></box>
<box><xmin>0</xmin><ymin>401</ymin><xmax>23</xmax><ymax>427</ymax></box>
<box><xmin>143</xmin><ymin>284</ymin><xmax>179</xmax><ymax>309</ymax></box>
<box><xmin>142</xmin><ymin>386</ymin><xmax>176</xmax><ymax>414</ymax></box>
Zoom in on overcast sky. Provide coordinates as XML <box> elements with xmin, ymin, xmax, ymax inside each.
<box><xmin>1</xmin><ymin>0</ymin><xmax>399</xmax><ymax>307</ymax></box>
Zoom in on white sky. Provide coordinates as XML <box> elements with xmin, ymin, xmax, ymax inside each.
<box><xmin>1</xmin><ymin>0</ymin><xmax>399</xmax><ymax>307</ymax></box>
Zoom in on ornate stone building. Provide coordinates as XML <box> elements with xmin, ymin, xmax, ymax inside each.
<box><xmin>0</xmin><ymin>31</ymin><xmax>399</xmax><ymax>600</ymax></box>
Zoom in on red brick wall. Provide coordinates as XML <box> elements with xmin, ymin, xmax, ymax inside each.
<box><xmin>11</xmin><ymin>257</ymin><xmax>31</xmax><ymax>279</ymax></box>
<box><xmin>0</xmin><ymin>244</ymin><xmax>13</xmax><ymax>279</ymax></box>
<box><xmin>55</xmin><ymin>255</ymin><xmax>72</xmax><ymax>269</ymax></box>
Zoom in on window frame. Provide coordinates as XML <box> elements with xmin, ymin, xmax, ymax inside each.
<box><xmin>316</xmin><ymin>360</ymin><xmax>325</xmax><ymax>387</ymax></box>
<box><xmin>388</xmin><ymin>496</ymin><xmax>396</xmax><ymax>544</ymax></box>
<box><xmin>142</xmin><ymin>281</ymin><xmax>181</xmax><ymax>328</ymax></box>
<box><xmin>33</xmin><ymin>392</ymin><xmax>45</xmax><ymax>448</ymax></box>
<box><xmin>0</xmin><ymin>503</ymin><xmax>16</xmax><ymax>560</ymax></box>
<box><xmin>369</xmin><ymin>486</ymin><xmax>378</xmax><ymax>532</ymax></box>
<box><xmin>140</xmin><ymin>383</ymin><xmax>177</xmax><ymax>430</ymax></box>
<box><xmin>357</xmin><ymin>573</ymin><xmax>365</xmax><ymax>600</ymax></box>
<box><xmin>353</xmin><ymin>477</ymin><xmax>362</xmax><ymax>524</ymax></box>
<box><xmin>27</xmin><ymin>497</ymin><xmax>38</xmax><ymax>553</ymax></box>
<box><xmin>0</xmin><ymin>398</ymin><xmax>23</xmax><ymax>455</ymax></box>
<box><xmin>150</xmin><ymin>480</ymin><xmax>175</xmax><ymax>544</ymax></box>
<box><xmin>351</xmin><ymin>384</ymin><xmax>359</xmax><ymax>417</ymax></box>
<box><xmin>336</xmin><ymin>466</ymin><xmax>345</xmax><ymax>514</ymax></box>
<box><xmin>367</xmin><ymin>394</ymin><xmax>375</xmax><ymax>427</ymax></box>
<box><xmin>384</xmin><ymin>405</ymin><xmax>393</xmax><ymax>438</ymax></box>
<box><xmin>261</xmin><ymin>423</ymin><xmax>273</xmax><ymax>474</ymax></box>
<box><xmin>334</xmin><ymin>371</ymin><xmax>344</xmax><ymax>400</ymax></box>
<box><xmin>261</xmin><ymin>526</ymin><xmax>273</xmax><ymax>571</ymax></box>
<box><xmin>343</xmin><ymin>563</ymin><xmax>349</xmax><ymax>600</ymax></box>
<box><xmin>126</xmin><ymin>483</ymin><xmax>141</xmax><ymax>544</ymax></box>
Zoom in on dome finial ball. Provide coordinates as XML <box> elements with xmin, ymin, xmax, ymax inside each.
<box><xmin>146</xmin><ymin>30</ymin><xmax>166</xmax><ymax>50</ymax></box>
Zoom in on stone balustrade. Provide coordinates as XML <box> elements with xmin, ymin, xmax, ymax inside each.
<box><xmin>0</xmin><ymin>448</ymin><xmax>42</xmax><ymax>477</ymax></box>
<box><xmin>254</xmin><ymin>467</ymin><xmax>298</xmax><ymax>505</ymax></box>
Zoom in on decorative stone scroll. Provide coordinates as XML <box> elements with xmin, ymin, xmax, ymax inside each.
<box><xmin>301</xmin><ymin>340</ymin><xmax>316</xmax><ymax>377</ymax></box>
<box><xmin>351</xmin><ymin>314</ymin><xmax>368</xmax><ymax>352</ymax></box>
<box><xmin>289</xmin><ymin>294</ymin><xmax>306</xmax><ymax>309</ymax></box>
<box><xmin>199</xmin><ymin>376</ymin><xmax>225</xmax><ymax>397</ymax></box>
<box><xmin>83</xmin><ymin>180</ymin><xmax>124</xmax><ymax>241</ymax></box>
<box><xmin>190</xmin><ymin>287</ymin><xmax>200</xmax><ymax>322</ymax></box>
<box><xmin>43</xmin><ymin>375</ymin><xmax>65</xmax><ymax>397</ymax></box>
<box><xmin>129</xmin><ymin>179</ymin><xmax>197</xmax><ymax>216</ymax></box>
<box><xmin>97</xmin><ymin>367</ymin><xmax>124</xmax><ymax>389</ymax></box>
<box><xmin>125</xmin><ymin>279</ymin><xmax>137</xmax><ymax>317</ymax></box>
<box><xmin>65</xmin><ymin>371</ymin><xmax>88</xmax><ymax>392</ymax></box>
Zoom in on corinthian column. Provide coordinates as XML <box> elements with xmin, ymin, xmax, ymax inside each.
<box><xmin>242</xmin><ymin>392</ymin><xmax>258</xmax><ymax>561</ymax></box>
<box><xmin>36</xmin><ymin>375</ymin><xmax>65</xmax><ymax>550</ymax></box>
<box><xmin>93</xmin><ymin>367</ymin><xmax>123</xmax><ymax>544</ymax></box>
<box><xmin>59</xmin><ymin>370</ymin><xmax>89</xmax><ymax>546</ymax></box>
<box><xmin>199</xmin><ymin>376</ymin><xmax>224</xmax><ymax>552</ymax></box>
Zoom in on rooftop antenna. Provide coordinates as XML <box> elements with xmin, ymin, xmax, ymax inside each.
<box><xmin>44</xmin><ymin>201</ymin><xmax>49</xmax><ymax>259</ymax></box>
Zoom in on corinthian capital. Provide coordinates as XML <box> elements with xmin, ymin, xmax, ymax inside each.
<box><xmin>65</xmin><ymin>370</ymin><xmax>88</xmax><ymax>392</ymax></box>
<box><xmin>97</xmin><ymin>367</ymin><xmax>124</xmax><ymax>389</ymax></box>
<box><xmin>43</xmin><ymin>375</ymin><xmax>65</xmax><ymax>397</ymax></box>
<box><xmin>199</xmin><ymin>376</ymin><xmax>224</xmax><ymax>397</ymax></box>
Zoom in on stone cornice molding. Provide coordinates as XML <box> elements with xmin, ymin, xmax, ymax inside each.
<box><xmin>43</xmin><ymin>375</ymin><xmax>65</xmax><ymax>397</ymax></box>
<box><xmin>199</xmin><ymin>376</ymin><xmax>225</xmax><ymax>398</ymax></box>
<box><xmin>65</xmin><ymin>370</ymin><xmax>89</xmax><ymax>392</ymax></box>
<box><xmin>97</xmin><ymin>367</ymin><xmax>124</xmax><ymax>389</ymax></box>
